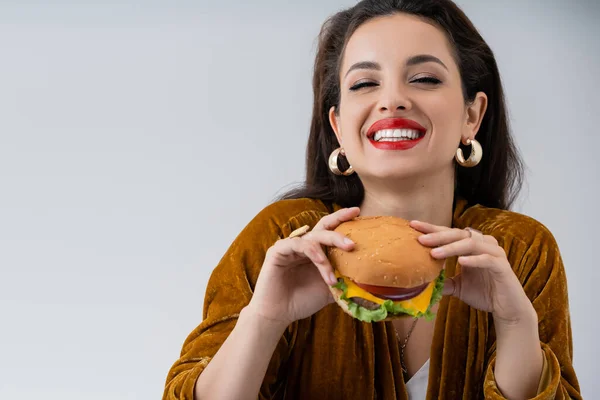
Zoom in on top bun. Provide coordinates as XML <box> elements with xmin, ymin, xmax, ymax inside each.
<box><xmin>327</xmin><ymin>216</ymin><xmax>444</xmax><ymax>288</ymax></box>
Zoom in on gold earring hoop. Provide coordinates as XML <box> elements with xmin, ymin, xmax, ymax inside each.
<box><xmin>328</xmin><ymin>147</ymin><xmax>354</xmax><ymax>176</ymax></box>
<box><xmin>455</xmin><ymin>138</ymin><xmax>482</xmax><ymax>167</ymax></box>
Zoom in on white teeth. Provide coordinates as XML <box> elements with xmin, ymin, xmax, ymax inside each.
<box><xmin>372</xmin><ymin>129</ymin><xmax>422</xmax><ymax>142</ymax></box>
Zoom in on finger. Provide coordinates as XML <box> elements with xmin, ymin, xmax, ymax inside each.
<box><xmin>285</xmin><ymin>238</ymin><xmax>338</xmax><ymax>285</ymax></box>
<box><xmin>484</xmin><ymin>235</ymin><xmax>499</xmax><ymax>245</ymax></box>
<box><xmin>300</xmin><ymin>233</ymin><xmax>356</xmax><ymax>285</ymax></box>
<box><xmin>304</xmin><ymin>240</ymin><xmax>339</xmax><ymax>286</ymax></box>
<box><xmin>269</xmin><ymin>237</ymin><xmax>316</xmax><ymax>265</ymax></box>
<box><xmin>442</xmin><ymin>275</ymin><xmax>460</xmax><ymax>297</ymax></box>
<box><xmin>430</xmin><ymin>237</ymin><xmax>505</xmax><ymax>259</ymax></box>
<box><xmin>457</xmin><ymin>254</ymin><xmax>504</xmax><ymax>273</ymax></box>
<box><xmin>409</xmin><ymin>220</ymin><xmax>451</xmax><ymax>234</ymax></box>
<box><xmin>418</xmin><ymin>228</ymin><xmax>469</xmax><ymax>247</ymax></box>
<box><xmin>313</xmin><ymin>207</ymin><xmax>360</xmax><ymax>231</ymax></box>
<box><xmin>271</xmin><ymin>231</ymin><xmax>352</xmax><ymax>268</ymax></box>
<box><xmin>302</xmin><ymin>229</ymin><xmax>355</xmax><ymax>250</ymax></box>
<box><xmin>326</xmin><ymin>291</ymin><xmax>335</xmax><ymax>305</ymax></box>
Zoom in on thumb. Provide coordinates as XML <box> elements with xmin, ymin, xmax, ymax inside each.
<box><xmin>442</xmin><ymin>274</ymin><xmax>461</xmax><ymax>297</ymax></box>
<box><xmin>325</xmin><ymin>288</ymin><xmax>335</xmax><ymax>305</ymax></box>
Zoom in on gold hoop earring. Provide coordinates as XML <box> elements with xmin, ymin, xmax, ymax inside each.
<box><xmin>328</xmin><ymin>147</ymin><xmax>354</xmax><ymax>176</ymax></box>
<box><xmin>455</xmin><ymin>138</ymin><xmax>482</xmax><ymax>167</ymax></box>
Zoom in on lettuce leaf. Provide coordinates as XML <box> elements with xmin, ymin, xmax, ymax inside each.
<box><xmin>332</xmin><ymin>270</ymin><xmax>446</xmax><ymax>323</ymax></box>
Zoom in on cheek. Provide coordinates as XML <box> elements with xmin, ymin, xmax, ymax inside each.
<box><xmin>338</xmin><ymin>99</ymin><xmax>368</xmax><ymax>141</ymax></box>
<box><xmin>428</xmin><ymin>94</ymin><xmax>465</xmax><ymax>140</ymax></box>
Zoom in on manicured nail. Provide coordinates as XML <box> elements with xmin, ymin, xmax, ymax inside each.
<box><xmin>343</xmin><ymin>237</ymin><xmax>354</xmax><ymax>245</ymax></box>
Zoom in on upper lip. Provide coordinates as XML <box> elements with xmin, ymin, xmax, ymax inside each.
<box><xmin>366</xmin><ymin>118</ymin><xmax>427</xmax><ymax>139</ymax></box>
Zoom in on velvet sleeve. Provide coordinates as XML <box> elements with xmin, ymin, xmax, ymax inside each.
<box><xmin>162</xmin><ymin>200</ymin><xmax>325</xmax><ymax>400</ymax></box>
<box><xmin>482</xmin><ymin>222</ymin><xmax>582</xmax><ymax>399</ymax></box>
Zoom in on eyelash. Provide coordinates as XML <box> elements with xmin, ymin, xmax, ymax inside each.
<box><xmin>412</xmin><ymin>77</ymin><xmax>442</xmax><ymax>85</ymax></box>
<box><xmin>349</xmin><ymin>82</ymin><xmax>377</xmax><ymax>91</ymax></box>
<box><xmin>349</xmin><ymin>77</ymin><xmax>442</xmax><ymax>91</ymax></box>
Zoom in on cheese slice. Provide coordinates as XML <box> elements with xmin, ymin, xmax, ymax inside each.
<box><xmin>399</xmin><ymin>280</ymin><xmax>435</xmax><ymax>314</ymax></box>
<box><xmin>334</xmin><ymin>271</ymin><xmax>435</xmax><ymax>314</ymax></box>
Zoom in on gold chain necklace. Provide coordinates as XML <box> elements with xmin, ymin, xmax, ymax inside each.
<box><xmin>395</xmin><ymin>317</ymin><xmax>419</xmax><ymax>374</ymax></box>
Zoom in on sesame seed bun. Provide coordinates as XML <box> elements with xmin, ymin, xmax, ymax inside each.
<box><xmin>327</xmin><ymin>216</ymin><xmax>444</xmax><ymax>288</ymax></box>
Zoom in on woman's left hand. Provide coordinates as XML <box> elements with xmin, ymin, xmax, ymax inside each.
<box><xmin>410</xmin><ymin>220</ymin><xmax>535</xmax><ymax>325</ymax></box>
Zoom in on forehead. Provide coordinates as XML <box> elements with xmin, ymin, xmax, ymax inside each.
<box><xmin>341</xmin><ymin>13</ymin><xmax>456</xmax><ymax>72</ymax></box>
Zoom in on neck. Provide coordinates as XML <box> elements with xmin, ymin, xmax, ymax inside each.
<box><xmin>358</xmin><ymin>167</ymin><xmax>455</xmax><ymax>227</ymax></box>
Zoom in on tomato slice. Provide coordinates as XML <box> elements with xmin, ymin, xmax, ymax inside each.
<box><xmin>354</xmin><ymin>281</ymin><xmax>429</xmax><ymax>301</ymax></box>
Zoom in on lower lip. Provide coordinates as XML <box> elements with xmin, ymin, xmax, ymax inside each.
<box><xmin>368</xmin><ymin>136</ymin><xmax>424</xmax><ymax>150</ymax></box>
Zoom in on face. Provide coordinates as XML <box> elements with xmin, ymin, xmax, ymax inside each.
<box><xmin>329</xmin><ymin>13</ymin><xmax>487</xmax><ymax>181</ymax></box>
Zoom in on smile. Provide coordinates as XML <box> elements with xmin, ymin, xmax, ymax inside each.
<box><xmin>366</xmin><ymin>118</ymin><xmax>427</xmax><ymax>151</ymax></box>
<box><xmin>372</xmin><ymin>129</ymin><xmax>424</xmax><ymax>142</ymax></box>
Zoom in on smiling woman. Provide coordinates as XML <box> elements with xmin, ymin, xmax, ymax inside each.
<box><xmin>163</xmin><ymin>1</ymin><xmax>582</xmax><ymax>399</ymax></box>
<box><xmin>329</xmin><ymin>12</ymin><xmax>488</xmax><ymax>189</ymax></box>
<box><xmin>284</xmin><ymin>5</ymin><xmax>520</xmax><ymax>213</ymax></box>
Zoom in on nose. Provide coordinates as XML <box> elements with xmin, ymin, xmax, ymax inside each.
<box><xmin>377</xmin><ymin>87</ymin><xmax>412</xmax><ymax>113</ymax></box>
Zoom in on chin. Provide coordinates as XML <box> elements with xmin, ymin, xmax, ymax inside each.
<box><xmin>362</xmin><ymin>165</ymin><xmax>426</xmax><ymax>181</ymax></box>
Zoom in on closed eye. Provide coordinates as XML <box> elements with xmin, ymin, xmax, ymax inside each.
<box><xmin>350</xmin><ymin>77</ymin><xmax>441</xmax><ymax>91</ymax></box>
<box><xmin>349</xmin><ymin>81</ymin><xmax>378</xmax><ymax>91</ymax></box>
<box><xmin>411</xmin><ymin>77</ymin><xmax>442</xmax><ymax>85</ymax></box>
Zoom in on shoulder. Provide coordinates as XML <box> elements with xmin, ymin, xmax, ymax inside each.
<box><xmin>455</xmin><ymin>203</ymin><xmax>557</xmax><ymax>249</ymax></box>
<box><xmin>208</xmin><ymin>198</ymin><xmax>332</xmax><ymax>290</ymax></box>
<box><xmin>455</xmin><ymin>203</ymin><xmax>563</xmax><ymax>277</ymax></box>
<box><xmin>240</xmin><ymin>197</ymin><xmax>332</xmax><ymax>240</ymax></box>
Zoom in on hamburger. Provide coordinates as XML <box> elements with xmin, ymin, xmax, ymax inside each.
<box><xmin>327</xmin><ymin>216</ymin><xmax>445</xmax><ymax>323</ymax></box>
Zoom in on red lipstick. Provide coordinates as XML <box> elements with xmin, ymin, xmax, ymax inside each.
<box><xmin>366</xmin><ymin>118</ymin><xmax>427</xmax><ymax>151</ymax></box>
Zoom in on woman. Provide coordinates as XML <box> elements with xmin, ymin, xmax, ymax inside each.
<box><xmin>163</xmin><ymin>0</ymin><xmax>581</xmax><ymax>399</ymax></box>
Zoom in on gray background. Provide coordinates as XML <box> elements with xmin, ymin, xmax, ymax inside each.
<box><xmin>0</xmin><ymin>0</ymin><xmax>598</xmax><ymax>398</ymax></box>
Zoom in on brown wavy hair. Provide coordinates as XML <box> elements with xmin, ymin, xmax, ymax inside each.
<box><xmin>278</xmin><ymin>0</ymin><xmax>524</xmax><ymax>211</ymax></box>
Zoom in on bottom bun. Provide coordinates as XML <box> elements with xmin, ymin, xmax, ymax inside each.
<box><xmin>328</xmin><ymin>284</ymin><xmax>412</xmax><ymax>322</ymax></box>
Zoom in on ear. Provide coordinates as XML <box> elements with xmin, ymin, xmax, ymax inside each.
<box><xmin>328</xmin><ymin>106</ymin><xmax>343</xmax><ymax>146</ymax></box>
<box><xmin>462</xmin><ymin>92</ymin><xmax>488</xmax><ymax>144</ymax></box>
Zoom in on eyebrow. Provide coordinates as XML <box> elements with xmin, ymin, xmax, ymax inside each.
<box><xmin>406</xmin><ymin>54</ymin><xmax>448</xmax><ymax>71</ymax></box>
<box><xmin>344</xmin><ymin>54</ymin><xmax>448</xmax><ymax>78</ymax></box>
<box><xmin>344</xmin><ymin>61</ymin><xmax>381</xmax><ymax>78</ymax></box>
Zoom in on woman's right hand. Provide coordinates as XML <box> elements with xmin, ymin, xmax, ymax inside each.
<box><xmin>245</xmin><ymin>207</ymin><xmax>360</xmax><ymax>327</ymax></box>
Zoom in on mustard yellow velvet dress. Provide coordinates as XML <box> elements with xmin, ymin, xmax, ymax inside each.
<box><xmin>163</xmin><ymin>198</ymin><xmax>581</xmax><ymax>399</ymax></box>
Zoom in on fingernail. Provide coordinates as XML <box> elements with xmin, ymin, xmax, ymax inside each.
<box><xmin>329</xmin><ymin>273</ymin><xmax>337</xmax><ymax>285</ymax></box>
<box><xmin>431</xmin><ymin>248</ymin><xmax>443</xmax><ymax>256</ymax></box>
<box><xmin>343</xmin><ymin>237</ymin><xmax>354</xmax><ymax>245</ymax></box>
